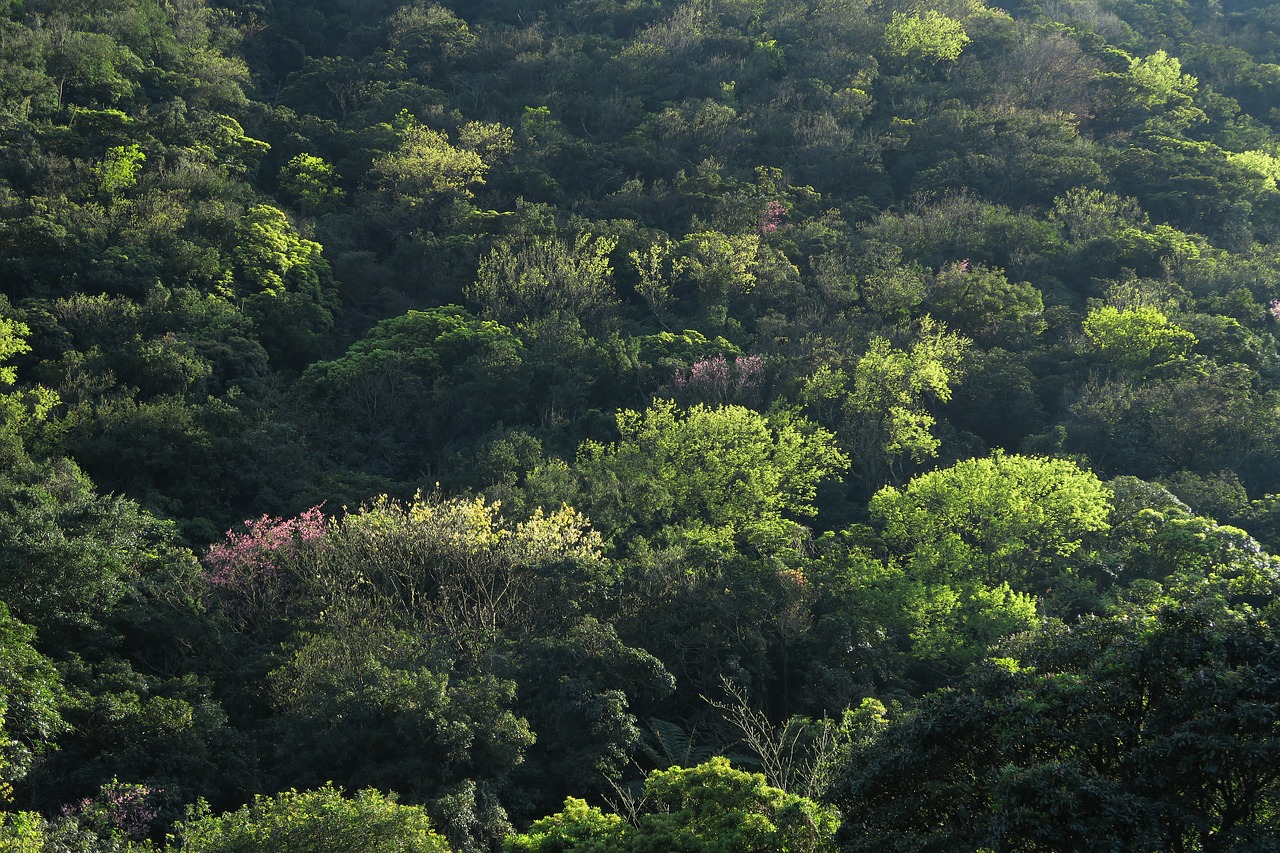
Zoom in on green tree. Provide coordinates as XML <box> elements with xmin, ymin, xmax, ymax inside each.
<box><xmin>801</xmin><ymin>318</ymin><xmax>967</xmax><ymax>495</ymax></box>
<box><xmin>95</xmin><ymin>144</ymin><xmax>145</xmax><ymax>197</ymax></box>
<box><xmin>231</xmin><ymin>204</ymin><xmax>331</xmax><ymax>298</ymax></box>
<box><xmin>926</xmin><ymin>261</ymin><xmax>1045</xmax><ymax>348</ymax></box>
<box><xmin>299</xmin><ymin>306</ymin><xmax>526</xmax><ymax>473</ymax></box>
<box><xmin>836</xmin><ymin>590</ymin><xmax>1280</xmax><ymax>851</ymax></box>
<box><xmin>870</xmin><ymin>451</ymin><xmax>1113</xmax><ymax>589</ymax></box>
<box><xmin>1083</xmin><ymin>304</ymin><xmax>1198</xmax><ymax>374</ymax></box>
<box><xmin>882</xmin><ymin>11</ymin><xmax>970</xmax><ymax>64</ymax></box>
<box><xmin>367</xmin><ymin>114</ymin><xmax>488</xmax><ymax>233</ymax></box>
<box><xmin>0</xmin><ymin>457</ymin><xmax>168</xmax><ymax>647</ymax></box>
<box><xmin>177</xmin><ymin>785</ymin><xmax>452</xmax><ymax>852</ymax></box>
<box><xmin>0</xmin><ymin>309</ymin><xmax>58</xmax><ymax>458</ymax></box>
<box><xmin>676</xmin><ymin>229</ymin><xmax>762</xmax><ymax>326</ymax></box>
<box><xmin>0</xmin><ymin>603</ymin><xmax>67</xmax><ymax>803</ymax></box>
<box><xmin>278</xmin><ymin>153</ymin><xmax>345</xmax><ymax>215</ymax></box>
<box><xmin>546</xmin><ymin>400</ymin><xmax>846</xmax><ymax>556</ymax></box>
<box><xmin>1114</xmin><ymin>49</ymin><xmax>1207</xmax><ymax>133</ymax></box>
<box><xmin>231</xmin><ymin>204</ymin><xmax>336</xmax><ymax>366</ymax></box>
<box><xmin>506</xmin><ymin>757</ymin><xmax>839</xmax><ymax>853</ymax></box>
<box><xmin>470</xmin><ymin>233</ymin><xmax>619</xmax><ymax>329</ymax></box>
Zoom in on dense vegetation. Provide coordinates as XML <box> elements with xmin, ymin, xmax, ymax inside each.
<box><xmin>2</xmin><ymin>0</ymin><xmax>1280</xmax><ymax>848</ymax></box>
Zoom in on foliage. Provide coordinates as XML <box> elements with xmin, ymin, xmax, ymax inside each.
<box><xmin>883</xmin><ymin>11</ymin><xmax>971</xmax><ymax>64</ymax></box>
<box><xmin>470</xmin><ymin>233</ymin><xmax>619</xmax><ymax>329</ymax></box>
<box><xmin>177</xmin><ymin>785</ymin><xmax>452</xmax><ymax>852</ymax></box>
<box><xmin>278</xmin><ymin>154</ymin><xmax>345</xmax><ymax>215</ymax></box>
<box><xmin>802</xmin><ymin>318</ymin><xmax>968</xmax><ymax>493</ymax></box>
<box><xmin>6</xmin><ymin>0</ymin><xmax>1280</xmax><ymax>845</ymax></box>
<box><xmin>0</xmin><ymin>603</ymin><xmax>67</xmax><ymax>801</ymax></box>
<box><xmin>871</xmin><ymin>452</ymin><xmax>1113</xmax><ymax>588</ymax></box>
<box><xmin>0</xmin><ymin>456</ymin><xmax>168</xmax><ymax>643</ymax></box>
<box><xmin>1082</xmin><ymin>304</ymin><xmax>1198</xmax><ymax>373</ymax></box>
<box><xmin>837</xmin><ymin>588</ymin><xmax>1280</xmax><ymax>850</ymax></box>
<box><xmin>505</xmin><ymin>757</ymin><xmax>839</xmax><ymax>853</ymax></box>
<box><xmin>556</xmin><ymin>399</ymin><xmax>847</xmax><ymax>555</ymax></box>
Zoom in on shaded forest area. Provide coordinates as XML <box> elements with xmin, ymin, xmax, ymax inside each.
<box><xmin>3</xmin><ymin>0</ymin><xmax>1280</xmax><ymax>848</ymax></box>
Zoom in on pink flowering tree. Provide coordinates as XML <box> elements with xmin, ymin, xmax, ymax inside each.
<box><xmin>675</xmin><ymin>353</ymin><xmax>766</xmax><ymax>406</ymax></box>
<box><xmin>760</xmin><ymin>200</ymin><xmax>788</xmax><ymax>234</ymax></box>
<box><xmin>61</xmin><ymin>779</ymin><xmax>161</xmax><ymax>842</ymax></box>
<box><xmin>203</xmin><ymin>505</ymin><xmax>327</xmax><ymax>632</ymax></box>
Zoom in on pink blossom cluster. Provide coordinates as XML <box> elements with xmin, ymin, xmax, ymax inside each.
<box><xmin>760</xmin><ymin>200</ymin><xmax>787</xmax><ymax>233</ymax></box>
<box><xmin>204</xmin><ymin>504</ymin><xmax>326</xmax><ymax>587</ymax></box>
<box><xmin>1268</xmin><ymin>298</ymin><xmax>1280</xmax><ymax>323</ymax></box>
<box><xmin>675</xmin><ymin>353</ymin><xmax>765</xmax><ymax>404</ymax></box>
<box><xmin>62</xmin><ymin>780</ymin><xmax>161</xmax><ymax>841</ymax></box>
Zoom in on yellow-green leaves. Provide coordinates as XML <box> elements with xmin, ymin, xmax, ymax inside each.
<box><xmin>883</xmin><ymin>11</ymin><xmax>970</xmax><ymax>63</ymax></box>
<box><xmin>1083</xmin><ymin>305</ymin><xmax>1197</xmax><ymax>373</ymax></box>
<box><xmin>1227</xmin><ymin>149</ymin><xmax>1280</xmax><ymax>193</ymax></box>
<box><xmin>231</xmin><ymin>204</ymin><xmax>328</xmax><ymax>297</ymax></box>
<box><xmin>0</xmin><ymin>315</ymin><xmax>29</xmax><ymax>387</ymax></box>
<box><xmin>471</xmin><ymin>233</ymin><xmax>619</xmax><ymax>328</ymax></box>
<box><xmin>279</xmin><ymin>153</ymin><xmax>345</xmax><ymax>214</ymax></box>
<box><xmin>177</xmin><ymin>785</ymin><xmax>452</xmax><ymax>852</ymax></box>
<box><xmin>95</xmin><ymin>144</ymin><xmax>145</xmax><ymax>196</ymax></box>
<box><xmin>872</xmin><ymin>452</ymin><xmax>1113</xmax><ymax>588</ymax></box>
<box><xmin>372</xmin><ymin>121</ymin><xmax>486</xmax><ymax>202</ymax></box>
<box><xmin>506</xmin><ymin>757</ymin><xmax>840</xmax><ymax>852</ymax></box>
<box><xmin>803</xmin><ymin>317</ymin><xmax>968</xmax><ymax>492</ymax></box>
<box><xmin>571</xmin><ymin>400</ymin><xmax>846</xmax><ymax>556</ymax></box>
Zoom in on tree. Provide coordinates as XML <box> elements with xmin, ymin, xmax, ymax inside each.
<box><xmin>0</xmin><ymin>307</ymin><xmax>58</xmax><ymax>458</ymax></box>
<box><xmin>801</xmin><ymin>318</ymin><xmax>967</xmax><ymax>495</ymax></box>
<box><xmin>506</xmin><ymin>757</ymin><xmax>839</xmax><ymax>853</ymax></box>
<box><xmin>469</xmin><ymin>233</ymin><xmax>619</xmax><ymax>329</ymax></box>
<box><xmin>925</xmin><ymin>261</ymin><xmax>1045</xmax><ymax>348</ymax></box>
<box><xmin>95</xmin><ymin>144</ymin><xmax>146</xmax><ymax>197</ymax></box>
<box><xmin>366</xmin><ymin>114</ymin><xmax>489</xmax><ymax>233</ymax></box>
<box><xmin>299</xmin><ymin>306</ymin><xmax>527</xmax><ymax>473</ymax></box>
<box><xmin>0</xmin><ymin>456</ymin><xmax>168</xmax><ymax>648</ymax></box>
<box><xmin>0</xmin><ymin>603</ymin><xmax>67</xmax><ymax>802</ymax></box>
<box><xmin>278</xmin><ymin>153</ymin><xmax>345</xmax><ymax>215</ymax></box>
<box><xmin>547</xmin><ymin>400</ymin><xmax>846</xmax><ymax>556</ymax></box>
<box><xmin>676</xmin><ymin>230</ymin><xmax>762</xmax><ymax>326</ymax></box>
<box><xmin>298</xmin><ymin>493</ymin><xmax>609</xmax><ymax>648</ymax></box>
<box><xmin>1106</xmin><ymin>49</ymin><xmax>1207</xmax><ymax>134</ymax></box>
<box><xmin>870</xmin><ymin>452</ymin><xmax>1113</xmax><ymax>589</ymax></box>
<box><xmin>177</xmin><ymin>785</ymin><xmax>452</xmax><ymax>852</ymax></box>
<box><xmin>882</xmin><ymin>11</ymin><xmax>970</xmax><ymax>64</ymax></box>
<box><xmin>836</xmin><ymin>590</ymin><xmax>1280</xmax><ymax>851</ymax></box>
<box><xmin>231</xmin><ymin>204</ymin><xmax>337</xmax><ymax>367</ymax></box>
<box><xmin>1083</xmin><ymin>304</ymin><xmax>1197</xmax><ymax>374</ymax></box>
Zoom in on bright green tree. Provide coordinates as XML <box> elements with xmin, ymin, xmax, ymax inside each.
<box><xmin>279</xmin><ymin>153</ymin><xmax>345</xmax><ymax>215</ymax></box>
<box><xmin>231</xmin><ymin>204</ymin><xmax>330</xmax><ymax>297</ymax></box>
<box><xmin>802</xmin><ymin>318</ymin><xmax>967</xmax><ymax>494</ymax></box>
<box><xmin>506</xmin><ymin>757</ymin><xmax>839</xmax><ymax>852</ymax></box>
<box><xmin>550</xmin><ymin>400</ymin><xmax>847</xmax><ymax>555</ymax></box>
<box><xmin>95</xmin><ymin>144</ymin><xmax>145</xmax><ymax>196</ymax></box>
<box><xmin>177</xmin><ymin>785</ymin><xmax>452</xmax><ymax>852</ymax></box>
<box><xmin>883</xmin><ymin>11</ymin><xmax>970</xmax><ymax>63</ymax></box>
<box><xmin>871</xmin><ymin>451</ymin><xmax>1113</xmax><ymax>589</ymax></box>
<box><xmin>1082</xmin><ymin>304</ymin><xmax>1197</xmax><ymax>374</ymax></box>
<box><xmin>367</xmin><ymin>113</ymin><xmax>491</xmax><ymax>232</ymax></box>
<box><xmin>470</xmin><ymin>233</ymin><xmax>619</xmax><ymax>329</ymax></box>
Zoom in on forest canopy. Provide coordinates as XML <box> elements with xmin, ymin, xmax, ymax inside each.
<box><xmin>3</xmin><ymin>0</ymin><xmax>1280</xmax><ymax>849</ymax></box>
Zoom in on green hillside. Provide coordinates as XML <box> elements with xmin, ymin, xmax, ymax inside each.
<box><xmin>2</xmin><ymin>0</ymin><xmax>1280</xmax><ymax>848</ymax></box>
